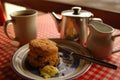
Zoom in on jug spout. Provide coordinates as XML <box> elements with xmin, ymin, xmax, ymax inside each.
<box><xmin>89</xmin><ymin>21</ymin><xmax>114</xmax><ymax>35</ymax></box>
<box><xmin>51</xmin><ymin>12</ymin><xmax>62</xmax><ymax>32</ymax></box>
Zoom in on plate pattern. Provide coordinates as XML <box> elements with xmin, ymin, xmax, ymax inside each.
<box><xmin>11</xmin><ymin>39</ymin><xmax>91</xmax><ymax>80</ymax></box>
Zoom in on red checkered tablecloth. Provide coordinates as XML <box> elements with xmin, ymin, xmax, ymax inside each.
<box><xmin>0</xmin><ymin>13</ymin><xmax>120</xmax><ymax>80</ymax></box>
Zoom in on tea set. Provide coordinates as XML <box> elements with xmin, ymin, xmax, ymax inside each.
<box><xmin>51</xmin><ymin>7</ymin><xmax>120</xmax><ymax>60</ymax></box>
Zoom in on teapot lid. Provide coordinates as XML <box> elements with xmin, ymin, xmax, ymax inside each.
<box><xmin>61</xmin><ymin>7</ymin><xmax>93</xmax><ymax>17</ymax></box>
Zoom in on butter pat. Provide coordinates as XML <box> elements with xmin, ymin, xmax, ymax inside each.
<box><xmin>40</xmin><ymin>65</ymin><xmax>59</xmax><ymax>78</ymax></box>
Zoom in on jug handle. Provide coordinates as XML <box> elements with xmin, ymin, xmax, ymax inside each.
<box><xmin>90</xmin><ymin>18</ymin><xmax>103</xmax><ymax>22</ymax></box>
<box><xmin>112</xmin><ymin>34</ymin><xmax>120</xmax><ymax>53</ymax></box>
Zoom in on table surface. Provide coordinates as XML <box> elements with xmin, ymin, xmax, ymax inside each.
<box><xmin>0</xmin><ymin>13</ymin><xmax>120</xmax><ymax>80</ymax></box>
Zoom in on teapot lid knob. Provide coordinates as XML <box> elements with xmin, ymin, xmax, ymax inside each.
<box><xmin>72</xmin><ymin>7</ymin><xmax>81</xmax><ymax>15</ymax></box>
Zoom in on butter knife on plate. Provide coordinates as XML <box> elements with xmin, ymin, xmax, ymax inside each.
<box><xmin>58</xmin><ymin>45</ymin><xmax>117</xmax><ymax>70</ymax></box>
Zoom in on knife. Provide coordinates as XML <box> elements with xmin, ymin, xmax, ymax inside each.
<box><xmin>58</xmin><ymin>45</ymin><xmax>117</xmax><ymax>70</ymax></box>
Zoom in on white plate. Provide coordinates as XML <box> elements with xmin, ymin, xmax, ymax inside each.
<box><xmin>11</xmin><ymin>39</ymin><xmax>91</xmax><ymax>80</ymax></box>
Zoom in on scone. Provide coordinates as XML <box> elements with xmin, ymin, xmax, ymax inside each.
<box><xmin>27</xmin><ymin>38</ymin><xmax>59</xmax><ymax>68</ymax></box>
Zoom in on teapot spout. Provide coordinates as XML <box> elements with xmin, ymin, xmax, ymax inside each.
<box><xmin>51</xmin><ymin>12</ymin><xmax>62</xmax><ymax>23</ymax></box>
<box><xmin>51</xmin><ymin>12</ymin><xmax>62</xmax><ymax>32</ymax></box>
